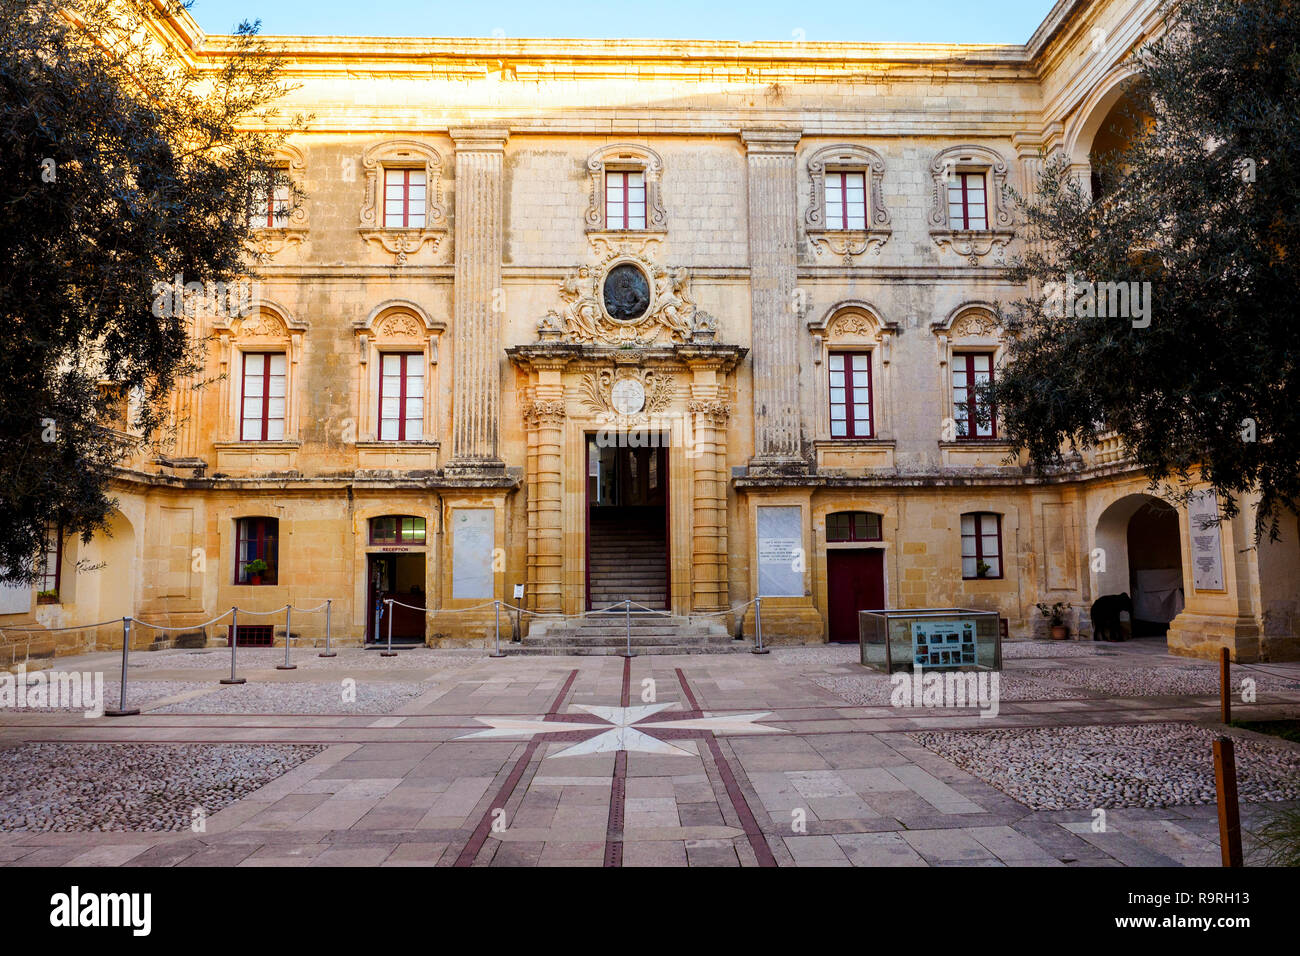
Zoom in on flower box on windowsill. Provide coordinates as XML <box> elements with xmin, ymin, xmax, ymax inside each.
<box><xmin>36</xmin><ymin>590</ymin><xmax>59</xmax><ymax>605</ymax></box>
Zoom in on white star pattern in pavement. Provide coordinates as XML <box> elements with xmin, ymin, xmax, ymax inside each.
<box><xmin>456</xmin><ymin>702</ymin><xmax>785</xmax><ymax>759</ymax></box>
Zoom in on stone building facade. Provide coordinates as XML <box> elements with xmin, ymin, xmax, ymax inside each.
<box><xmin>4</xmin><ymin>0</ymin><xmax>1297</xmax><ymax>661</ymax></box>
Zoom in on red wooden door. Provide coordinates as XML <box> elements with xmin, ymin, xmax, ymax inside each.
<box><xmin>827</xmin><ymin>549</ymin><xmax>885</xmax><ymax>643</ymax></box>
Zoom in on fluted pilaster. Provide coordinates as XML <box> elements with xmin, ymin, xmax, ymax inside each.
<box><xmin>742</xmin><ymin>128</ymin><xmax>805</xmax><ymax>471</ymax></box>
<box><xmin>448</xmin><ymin>128</ymin><xmax>509</xmax><ymax>471</ymax></box>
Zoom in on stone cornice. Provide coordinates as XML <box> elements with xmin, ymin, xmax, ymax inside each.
<box><xmin>506</xmin><ymin>343</ymin><xmax>748</xmax><ymax>375</ymax></box>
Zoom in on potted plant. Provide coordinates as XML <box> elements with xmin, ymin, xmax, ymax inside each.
<box><xmin>975</xmin><ymin>560</ymin><xmax>992</xmax><ymax>579</ymax></box>
<box><xmin>243</xmin><ymin>558</ymin><xmax>268</xmax><ymax>586</ymax></box>
<box><xmin>36</xmin><ymin>589</ymin><xmax>59</xmax><ymax>605</ymax></box>
<box><xmin>1035</xmin><ymin>601</ymin><xmax>1069</xmax><ymax>640</ymax></box>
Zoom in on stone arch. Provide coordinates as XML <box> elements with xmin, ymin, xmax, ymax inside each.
<box><xmin>1093</xmin><ymin>492</ymin><xmax>1184</xmax><ymax>637</ymax></box>
<box><xmin>80</xmin><ymin>509</ymin><xmax>137</xmax><ymax>623</ymax></box>
<box><xmin>1065</xmin><ymin>65</ymin><xmax>1143</xmax><ymax>168</ymax></box>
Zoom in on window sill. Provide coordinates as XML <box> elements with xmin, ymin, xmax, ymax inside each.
<box><xmin>355</xmin><ymin>440</ymin><xmax>440</xmax><ymax>449</ymax></box>
<box><xmin>816</xmin><ymin>438</ymin><xmax>894</xmax><ymax>449</ymax></box>
<box><xmin>928</xmin><ymin>227</ymin><xmax>1015</xmax><ymax>264</ymax></box>
<box><xmin>806</xmin><ymin>228</ymin><xmax>891</xmax><ymax>261</ymax></box>
<box><xmin>214</xmin><ymin>440</ymin><xmax>302</xmax><ymax>449</ymax></box>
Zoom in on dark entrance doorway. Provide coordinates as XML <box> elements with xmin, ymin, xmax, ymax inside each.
<box><xmin>365</xmin><ymin>552</ymin><xmax>427</xmax><ymax>644</ymax></box>
<box><xmin>586</xmin><ymin>433</ymin><xmax>669</xmax><ymax>610</ymax></box>
<box><xmin>827</xmin><ymin>549</ymin><xmax>885</xmax><ymax>643</ymax></box>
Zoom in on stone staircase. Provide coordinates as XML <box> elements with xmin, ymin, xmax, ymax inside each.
<box><xmin>587</xmin><ymin>510</ymin><xmax>668</xmax><ymax>609</ymax></box>
<box><xmin>510</xmin><ymin>610</ymin><xmax>751</xmax><ymax>656</ymax></box>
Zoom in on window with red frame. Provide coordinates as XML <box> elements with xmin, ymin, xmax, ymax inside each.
<box><xmin>605</xmin><ymin>170</ymin><xmax>646</xmax><ymax>229</ymax></box>
<box><xmin>249</xmin><ymin>167</ymin><xmax>290</xmax><ymax>229</ymax></box>
<box><xmin>824</xmin><ymin>171</ymin><xmax>867</xmax><ymax>230</ymax></box>
<box><xmin>383</xmin><ymin>168</ymin><xmax>427</xmax><ymax>228</ymax></box>
<box><xmin>240</xmin><ymin>352</ymin><xmax>286</xmax><ymax>441</ymax></box>
<box><xmin>378</xmin><ymin>353</ymin><xmax>424</xmax><ymax>441</ymax></box>
<box><xmin>36</xmin><ymin>522</ymin><xmax>61</xmax><ymax>597</ymax></box>
<box><xmin>235</xmin><ymin>517</ymin><xmax>278</xmax><ymax>585</ymax></box>
<box><xmin>947</xmin><ymin>171</ymin><xmax>988</xmax><ymax>230</ymax></box>
<box><xmin>961</xmin><ymin>512</ymin><xmax>1002</xmax><ymax>579</ymax></box>
<box><xmin>952</xmin><ymin>352</ymin><xmax>995</xmax><ymax>439</ymax></box>
<box><xmin>826</xmin><ymin>512</ymin><xmax>882</xmax><ymax>542</ymax></box>
<box><xmin>829</xmin><ymin>351</ymin><xmax>873</xmax><ymax>438</ymax></box>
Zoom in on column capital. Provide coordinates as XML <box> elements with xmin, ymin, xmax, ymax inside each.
<box><xmin>740</xmin><ymin>128</ymin><xmax>803</xmax><ymax>153</ymax></box>
<box><xmin>450</xmin><ymin>127</ymin><xmax>511</xmax><ymax>150</ymax></box>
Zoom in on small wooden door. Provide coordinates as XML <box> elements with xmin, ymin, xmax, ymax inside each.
<box><xmin>827</xmin><ymin>549</ymin><xmax>885</xmax><ymax>643</ymax></box>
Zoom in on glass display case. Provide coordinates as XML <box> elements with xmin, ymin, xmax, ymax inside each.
<box><xmin>858</xmin><ymin>608</ymin><xmax>1002</xmax><ymax>672</ymax></box>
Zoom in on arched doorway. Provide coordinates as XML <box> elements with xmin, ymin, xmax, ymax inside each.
<box><xmin>1094</xmin><ymin>494</ymin><xmax>1184</xmax><ymax>639</ymax></box>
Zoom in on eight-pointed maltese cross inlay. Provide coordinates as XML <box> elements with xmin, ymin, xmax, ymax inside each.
<box><xmin>455</xmin><ymin>702</ymin><xmax>785</xmax><ymax>759</ymax></box>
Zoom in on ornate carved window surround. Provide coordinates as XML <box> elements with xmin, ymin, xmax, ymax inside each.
<box><xmin>927</xmin><ymin>145</ymin><xmax>1015</xmax><ymax>265</ymax></box>
<box><xmin>807</xmin><ymin>302</ymin><xmax>899</xmax><ymax>462</ymax></box>
<box><xmin>358</xmin><ymin>140</ymin><xmax>447</xmax><ymax>264</ymax></box>
<box><xmin>247</xmin><ymin>144</ymin><xmax>309</xmax><ymax>257</ymax></box>
<box><xmin>353</xmin><ymin>300</ymin><xmax>446</xmax><ymax>453</ymax></box>
<box><xmin>804</xmin><ymin>144</ymin><xmax>892</xmax><ymax>263</ymax></box>
<box><xmin>213</xmin><ymin>299</ymin><xmax>308</xmax><ymax>447</ymax></box>
<box><xmin>584</xmin><ymin>143</ymin><xmax>668</xmax><ymax>239</ymax></box>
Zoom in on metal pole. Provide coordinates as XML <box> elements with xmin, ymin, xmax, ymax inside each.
<box><xmin>1220</xmin><ymin>647</ymin><xmax>1231</xmax><ymax>724</ymax></box>
<box><xmin>277</xmin><ymin>605</ymin><xmax>296</xmax><ymax>670</ymax></box>
<box><xmin>622</xmin><ymin>598</ymin><xmax>634</xmax><ymax>658</ymax></box>
<box><xmin>320</xmin><ymin>599</ymin><xmax>336</xmax><ymax>657</ymax></box>
<box><xmin>381</xmin><ymin>598</ymin><xmax>397</xmax><ymax>656</ymax></box>
<box><xmin>1213</xmin><ymin>737</ymin><xmax>1243</xmax><ymax>867</ymax></box>
<box><xmin>752</xmin><ymin>597</ymin><xmax>769</xmax><ymax>655</ymax></box>
<box><xmin>490</xmin><ymin>599</ymin><xmax>506</xmax><ymax>658</ymax></box>
<box><xmin>104</xmin><ymin>617</ymin><xmax>140</xmax><ymax>717</ymax></box>
<box><xmin>221</xmin><ymin>608</ymin><xmax>245</xmax><ymax>684</ymax></box>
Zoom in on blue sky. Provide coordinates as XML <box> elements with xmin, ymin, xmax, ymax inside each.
<box><xmin>189</xmin><ymin>0</ymin><xmax>1061</xmax><ymax>44</ymax></box>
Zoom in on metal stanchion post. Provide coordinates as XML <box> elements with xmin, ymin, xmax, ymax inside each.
<box><xmin>320</xmin><ymin>600</ymin><xmax>336</xmax><ymax>657</ymax></box>
<box><xmin>104</xmin><ymin>617</ymin><xmax>140</xmax><ymax>717</ymax></box>
<box><xmin>752</xmin><ymin>597</ymin><xmax>769</xmax><ymax>655</ymax></box>
<box><xmin>381</xmin><ymin>599</ymin><xmax>397</xmax><ymax>656</ymax></box>
<box><xmin>221</xmin><ymin>608</ymin><xmax>246</xmax><ymax>684</ymax></box>
<box><xmin>622</xmin><ymin>598</ymin><xmax>634</xmax><ymax>658</ymax></box>
<box><xmin>277</xmin><ymin>605</ymin><xmax>296</xmax><ymax>670</ymax></box>
<box><xmin>490</xmin><ymin>600</ymin><xmax>506</xmax><ymax>658</ymax></box>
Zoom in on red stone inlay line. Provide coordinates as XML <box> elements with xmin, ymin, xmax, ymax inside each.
<box><xmin>676</xmin><ymin>669</ymin><xmax>777</xmax><ymax>868</ymax></box>
<box><xmin>453</xmin><ymin>668</ymin><xmax>579</xmax><ymax>867</ymax></box>
<box><xmin>675</xmin><ymin>667</ymin><xmax>701</xmax><ymax>717</ymax></box>
<box><xmin>620</xmin><ymin>655</ymin><xmax>632</xmax><ymax>708</ymax></box>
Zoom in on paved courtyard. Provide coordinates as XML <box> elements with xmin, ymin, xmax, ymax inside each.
<box><xmin>1</xmin><ymin>639</ymin><xmax>1298</xmax><ymax>866</ymax></box>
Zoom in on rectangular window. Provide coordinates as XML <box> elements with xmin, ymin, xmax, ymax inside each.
<box><xmin>826</xmin><ymin>512</ymin><xmax>882</xmax><ymax>543</ymax></box>
<box><xmin>824</xmin><ymin>171</ymin><xmax>867</xmax><ymax>230</ymax></box>
<box><xmin>947</xmin><ymin>171</ymin><xmax>988</xmax><ymax>230</ymax></box>
<box><xmin>383</xmin><ymin>168</ymin><xmax>427</xmax><ymax>228</ymax></box>
<box><xmin>605</xmin><ymin>170</ymin><xmax>646</xmax><ymax>230</ymax></box>
<box><xmin>370</xmin><ymin>516</ymin><xmax>427</xmax><ymax>545</ymax></box>
<box><xmin>235</xmin><ymin>517</ymin><xmax>278</xmax><ymax>585</ymax></box>
<box><xmin>961</xmin><ymin>512</ymin><xmax>1002</xmax><ymax>579</ymax></box>
<box><xmin>828</xmin><ymin>351</ymin><xmax>873</xmax><ymax>439</ymax></box>
<box><xmin>250</xmin><ymin>168</ymin><xmax>290</xmax><ymax>229</ymax></box>
<box><xmin>240</xmin><ymin>352</ymin><xmax>287</xmax><ymax>442</ymax></box>
<box><xmin>37</xmin><ymin>523</ymin><xmax>61</xmax><ymax>597</ymax></box>
<box><xmin>952</xmin><ymin>352</ymin><xmax>995</xmax><ymax>440</ymax></box>
<box><xmin>378</xmin><ymin>352</ymin><xmax>424</xmax><ymax>441</ymax></box>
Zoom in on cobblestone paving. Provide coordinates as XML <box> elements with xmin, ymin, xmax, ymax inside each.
<box><xmin>0</xmin><ymin>641</ymin><xmax>1297</xmax><ymax>867</ymax></box>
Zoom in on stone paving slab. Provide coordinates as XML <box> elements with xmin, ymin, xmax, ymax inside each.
<box><xmin>2</xmin><ymin>642</ymin><xmax>1299</xmax><ymax>866</ymax></box>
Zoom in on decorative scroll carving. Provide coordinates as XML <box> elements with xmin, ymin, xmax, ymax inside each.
<box><xmin>238</xmin><ymin>313</ymin><xmax>288</xmax><ymax>338</ymax></box>
<box><xmin>578</xmin><ymin>368</ymin><xmax>675</xmax><ymax>423</ymax></box>
<box><xmin>544</xmin><ymin>242</ymin><xmax>701</xmax><ymax>346</ymax></box>
<box><xmin>950</xmin><ymin>311</ymin><xmax>999</xmax><ymax>338</ymax></box>
<box><xmin>688</xmin><ymin>399</ymin><xmax>732</xmax><ymax>425</ymax></box>
<box><xmin>377</xmin><ymin>314</ymin><xmax>424</xmax><ymax>338</ymax></box>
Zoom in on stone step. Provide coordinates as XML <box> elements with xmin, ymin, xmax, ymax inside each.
<box><xmin>503</xmin><ymin>641</ymin><xmax>755</xmax><ymax>656</ymax></box>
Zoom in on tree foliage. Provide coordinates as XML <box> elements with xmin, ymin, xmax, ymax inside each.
<box><xmin>0</xmin><ymin>0</ymin><xmax>298</xmax><ymax>582</ymax></box>
<box><xmin>992</xmin><ymin>0</ymin><xmax>1300</xmax><ymax>538</ymax></box>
